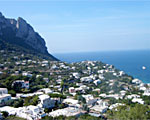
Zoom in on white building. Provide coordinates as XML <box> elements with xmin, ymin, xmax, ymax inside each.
<box><xmin>42</xmin><ymin>60</ymin><xmax>49</xmax><ymax>64</ymax></box>
<box><xmin>93</xmin><ymin>80</ymin><xmax>101</xmax><ymax>86</ymax></box>
<box><xmin>132</xmin><ymin>79</ymin><xmax>142</xmax><ymax>85</ymax></box>
<box><xmin>39</xmin><ymin>88</ymin><xmax>53</xmax><ymax>94</ymax></box>
<box><xmin>38</xmin><ymin>94</ymin><xmax>55</xmax><ymax>108</ymax></box>
<box><xmin>100</xmin><ymin>94</ymin><xmax>122</xmax><ymax>100</ymax></box>
<box><xmin>0</xmin><ymin>94</ymin><xmax>11</xmax><ymax>106</ymax></box>
<box><xmin>97</xmin><ymin>70</ymin><xmax>105</xmax><ymax>74</ymax></box>
<box><xmin>132</xmin><ymin>98</ymin><xmax>144</xmax><ymax>104</ymax></box>
<box><xmin>82</xmin><ymin>94</ymin><xmax>94</xmax><ymax>103</ymax></box>
<box><xmin>0</xmin><ymin>88</ymin><xmax>8</xmax><ymax>95</ymax></box>
<box><xmin>43</xmin><ymin>78</ymin><xmax>49</xmax><ymax>83</ymax></box>
<box><xmin>143</xmin><ymin>89</ymin><xmax>150</xmax><ymax>96</ymax></box>
<box><xmin>139</xmin><ymin>86</ymin><xmax>147</xmax><ymax>91</ymax></box>
<box><xmin>49</xmin><ymin>107</ymin><xmax>83</xmax><ymax>117</ymax></box>
<box><xmin>0</xmin><ymin>106</ymin><xmax>17</xmax><ymax>115</ymax></box>
<box><xmin>22</xmin><ymin>72</ymin><xmax>32</xmax><ymax>77</ymax></box>
<box><xmin>119</xmin><ymin>71</ymin><xmax>125</xmax><ymax>76</ymax></box>
<box><xmin>51</xmin><ymin>64</ymin><xmax>58</xmax><ymax>69</ymax></box>
<box><xmin>98</xmin><ymin>74</ymin><xmax>105</xmax><ymax>80</ymax></box>
<box><xmin>109</xmin><ymin>103</ymin><xmax>125</xmax><ymax>110</ymax></box>
<box><xmin>126</xmin><ymin>94</ymin><xmax>140</xmax><ymax>99</ymax></box>
<box><xmin>12</xmin><ymin>80</ymin><xmax>29</xmax><ymax>89</ymax></box>
<box><xmin>69</xmin><ymin>87</ymin><xmax>75</xmax><ymax>94</ymax></box>
<box><xmin>17</xmin><ymin>105</ymin><xmax>46</xmax><ymax>120</ymax></box>
<box><xmin>36</xmin><ymin>75</ymin><xmax>42</xmax><ymax>78</ymax></box>
<box><xmin>63</xmin><ymin>98</ymin><xmax>78</xmax><ymax>105</ymax></box>
<box><xmin>90</xmin><ymin>105</ymin><xmax>108</xmax><ymax>113</ymax></box>
<box><xmin>97</xmin><ymin>99</ymin><xmax>108</xmax><ymax>107</ymax></box>
<box><xmin>72</xmin><ymin>73</ymin><xmax>80</xmax><ymax>79</ymax></box>
<box><xmin>80</xmin><ymin>77</ymin><xmax>93</xmax><ymax>83</ymax></box>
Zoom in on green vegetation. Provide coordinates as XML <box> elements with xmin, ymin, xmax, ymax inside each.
<box><xmin>24</xmin><ymin>95</ymin><xmax>39</xmax><ymax>106</ymax></box>
<box><xmin>107</xmin><ymin>104</ymin><xmax>150</xmax><ymax>120</ymax></box>
<box><xmin>77</xmin><ymin>95</ymin><xmax>86</xmax><ymax>104</ymax></box>
<box><xmin>1</xmin><ymin>111</ymin><xmax>9</xmax><ymax>118</ymax></box>
<box><xmin>48</xmin><ymin>93</ymin><xmax>66</xmax><ymax>99</ymax></box>
<box><xmin>5</xmin><ymin>116</ymin><xmax>26</xmax><ymax>120</ymax></box>
<box><xmin>42</xmin><ymin>114</ymin><xmax>102</xmax><ymax>120</ymax></box>
<box><xmin>0</xmin><ymin>35</ymin><xmax>148</xmax><ymax>120</ymax></box>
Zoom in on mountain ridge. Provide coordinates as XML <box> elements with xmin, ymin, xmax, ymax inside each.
<box><xmin>0</xmin><ymin>12</ymin><xmax>58</xmax><ymax>61</ymax></box>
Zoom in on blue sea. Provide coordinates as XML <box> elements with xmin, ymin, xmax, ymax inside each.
<box><xmin>54</xmin><ymin>50</ymin><xmax>150</xmax><ymax>83</ymax></box>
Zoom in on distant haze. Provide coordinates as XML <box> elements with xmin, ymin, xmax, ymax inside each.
<box><xmin>0</xmin><ymin>0</ymin><xmax>150</xmax><ymax>53</ymax></box>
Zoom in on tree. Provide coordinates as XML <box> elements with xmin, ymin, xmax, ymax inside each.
<box><xmin>44</xmin><ymin>108</ymin><xmax>52</xmax><ymax>113</ymax></box>
<box><xmin>78</xmin><ymin>114</ymin><xmax>102</xmax><ymax>120</ymax></box>
<box><xmin>13</xmin><ymin>99</ymin><xmax>24</xmax><ymax>108</ymax></box>
<box><xmin>8</xmin><ymin>90</ymin><xmax>16</xmax><ymax>97</ymax></box>
<box><xmin>1</xmin><ymin>111</ymin><xmax>8</xmax><ymax>118</ymax></box>
<box><xmin>82</xmin><ymin>104</ymin><xmax>89</xmax><ymax>112</ymax></box>
<box><xmin>107</xmin><ymin>104</ymin><xmax>150</xmax><ymax>120</ymax></box>
<box><xmin>24</xmin><ymin>95</ymin><xmax>39</xmax><ymax>106</ymax></box>
<box><xmin>77</xmin><ymin>95</ymin><xmax>86</xmax><ymax>104</ymax></box>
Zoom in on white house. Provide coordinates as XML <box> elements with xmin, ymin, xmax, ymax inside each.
<box><xmin>63</xmin><ymin>98</ymin><xmax>78</xmax><ymax>105</ymax></box>
<box><xmin>12</xmin><ymin>80</ymin><xmax>29</xmax><ymax>89</ymax></box>
<box><xmin>17</xmin><ymin>105</ymin><xmax>46</xmax><ymax>120</ymax></box>
<box><xmin>69</xmin><ymin>87</ymin><xmax>75</xmax><ymax>94</ymax></box>
<box><xmin>42</xmin><ymin>60</ymin><xmax>49</xmax><ymax>64</ymax></box>
<box><xmin>100</xmin><ymin>94</ymin><xmax>122</xmax><ymax>100</ymax></box>
<box><xmin>143</xmin><ymin>89</ymin><xmax>150</xmax><ymax>96</ymax></box>
<box><xmin>39</xmin><ymin>88</ymin><xmax>53</xmax><ymax>94</ymax></box>
<box><xmin>51</xmin><ymin>64</ymin><xmax>58</xmax><ymax>69</ymax></box>
<box><xmin>49</xmin><ymin>107</ymin><xmax>83</xmax><ymax>117</ymax></box>
<box><xmin>98</xmin><ymin>70</ymin><xmax>105</xmax><ymax>74</ymax></box>
<box><xmin>119</xmin><ymin>71</ymin><xmax>125</xmax><ymax>76</ymax></box>
<box><xmin>132</xmin><ymin>98</ymin><xmax>144</xmax><ymax>104</ymax></box>
<box><xmin>36</xmin><ymin>75</ymin><xmax>42</xmax><ymax>78</ymax></box>
<box><xmin>97</xmin><ymin>99</ymin><xmax>108</xmax><ymax>107</ymax></box>
<box><xmin>38</xmin><ymin>94</ymin><xmax>55</xmax><ymax>108</ymax></box>
<box><xmin>43</xmin><ymin>78</ymin><xmax>49</xmax><ymax>83</ymax></box>
<box><xmin>139</xmin><ymin>86</ymin><xmax>147</xmax><ymax>91</ymax></box>
<box><xmin>0</xmin><ymin>88</ymin><xmax>8</xmax><ymax>95</ymax></box>
<box><xmin>72</xmin><ymin>73</ymin><xmax>80</xmax><ymax>79</ymax></box>
<box><xmin>0</xmin><ymin>94</ymin><xmax>11</xmax><ymax>106</ymax></box>
<box><xmin>90</xmin><ymin>105</ymin><xmax>108</xmax><ymax>113</ymax></box>
<box><xmin>82</xmin><ymin>94</ymin><xmax>94</xmax><ymax>103</ymax></box>
<box><xmin>126</xmin><ymin>94</ymin><xmax>140</xmax><ymax>99</ymax></box>
<box><xmin>22</xmin><ymin>72</ymin><xmax>32</xmax><ymax>77</ymax></box>
<box><xmin>80</xmin><ymin>77</ymin><xmax>93</xmax><ymax>83</ymax></box>
<box><xmin>93</xmin><ymin>80</ymin><xmax>101</xmax><ymax>86</ymax></box>
<box><xmin>98</xmin><ymin>74</ymin><xmax>105</xmax><ymax>80</ymax></box>
<box><xmin>132</xmin><ymin>79</ymin><xmax>142</xmax><ymax>85</ymax></box>
<box><xmin>109</xmin><ymin>103</ymin><xmax>125</xmax><ymax>110</ymax></box>
<box><xmin>0</xmin><ymin>106</ymin><xmax>17</xmax><ymax>115</ymax></box>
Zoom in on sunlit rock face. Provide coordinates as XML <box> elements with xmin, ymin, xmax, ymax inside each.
<box><xmin>0</xmin><ymin>12</ymin><xmax>48</xmax><ymax>54</ymax></box>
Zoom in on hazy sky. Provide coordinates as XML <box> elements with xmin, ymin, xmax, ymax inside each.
<box><xmin>0</xmin><ymin>0</ymin><xmax>150</xmax><ymax>53</ymax></box>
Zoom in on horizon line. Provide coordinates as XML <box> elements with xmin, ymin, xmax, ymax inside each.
<box><xmin>52</xmin><ymin>49</ymin><xmax>150</xmax><ymax>54</ymax></box>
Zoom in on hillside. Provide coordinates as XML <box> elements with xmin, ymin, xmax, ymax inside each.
<box><xmin>0</xmin><ymin>12</ymin><xmax>150</xmax><ymax>120</ymax></box>
<box><xmin>0</xmin><ymin>12</ymin><xmax>58</xmax><ymax>61</ymax></box>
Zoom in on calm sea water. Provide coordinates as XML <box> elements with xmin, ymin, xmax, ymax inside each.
<box><xmin>54</xmin><ymin>50</ymin><xmax>150</xmax><ymax>83</ymax></box>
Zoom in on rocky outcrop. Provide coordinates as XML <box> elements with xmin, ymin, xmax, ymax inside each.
<box><xmin>0</xmin><ymin>12</ymin><xmax>50</xmax><ymax>55</ymax></box>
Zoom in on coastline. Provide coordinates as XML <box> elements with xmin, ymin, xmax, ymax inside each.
<box><xmin>54</xmin><ymin>50</ymin><xmax>150</xmax><ymax>83</ymax></box>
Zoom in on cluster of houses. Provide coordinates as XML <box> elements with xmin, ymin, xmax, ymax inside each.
<box><xmin>0</xmin><ymin>87</ymin><xmax>56</xmax><ymax>119</ymax></box>
<box><xmin>1</xmin><ymin>50</ymin><xmax>150</xmax><ymax>119</ymax></box>
<box><xmin>0</xmin><ymin>88</ymin><xmax>11</xmax><ymax>106</ymax></box>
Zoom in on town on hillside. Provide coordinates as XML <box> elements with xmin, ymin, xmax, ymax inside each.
<box><xmin>0</xmin><ymin>48</ymin><xmax>150</xmax><ymax>120</ymax></box>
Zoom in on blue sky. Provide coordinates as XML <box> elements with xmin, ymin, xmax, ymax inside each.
<box><xmin>0</xmin><ymin>0</ymin><xmax>150</xmax><ymax>53</ymax></box>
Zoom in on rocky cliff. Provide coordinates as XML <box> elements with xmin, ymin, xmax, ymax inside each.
<box><xmin>0</xmin><ymin>12</ymin><xmax>57</xmax><ymax>60</ymax></box>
